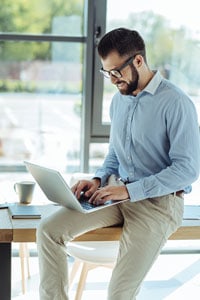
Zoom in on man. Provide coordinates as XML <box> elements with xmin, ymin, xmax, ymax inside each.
<box><xmin>37</xmin><ymin>28</ymin><xmax>200</xmax><ymax>300</ymax></box>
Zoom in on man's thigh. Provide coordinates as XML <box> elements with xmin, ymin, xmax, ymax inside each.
<box><xmin>108</xmin><ymin>195</ymin><xmax>184</xmax><ymax>300</ymax></box>
<box><xmin>38</xmin><ymin>204</ymin><xmax>123</xmax><ymax>242</ymax></box>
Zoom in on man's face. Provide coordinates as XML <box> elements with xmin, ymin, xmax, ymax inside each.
<box><xmin>101</xmin><ymin>51</ymin><xmax>139</xmax><ymax>95</ymax></box>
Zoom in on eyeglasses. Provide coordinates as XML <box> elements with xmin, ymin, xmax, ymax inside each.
<box><xmin>100</xmin><ymin>55</ymin><xmax>137</xmax><ymax>79</ymax></box>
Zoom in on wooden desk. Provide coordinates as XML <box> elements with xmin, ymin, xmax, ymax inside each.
<box><xmin>0</xmin><ymin>204</ymin><xmax>59</xmax><ymax>300</ymax></box>
<box><xmin>1</xmin><ymin>204</ymin><xmax>200</xmax><ymax>300</ymax></box>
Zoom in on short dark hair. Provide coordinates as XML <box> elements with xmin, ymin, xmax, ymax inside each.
<box><xmin>97</xmin><ymin>27</ymin><xmax>146</xmax><ymax>61</ymax></box>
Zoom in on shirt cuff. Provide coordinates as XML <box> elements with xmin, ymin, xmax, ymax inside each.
<box><xmin>93</xmin><ymin>172</ymin><xmax>109</xmax><ymax>187</ymax></box>
<box><xmin>126</xmin><ymin>181</ymin><xmax>146</xmax><ymax>202</ymax></box>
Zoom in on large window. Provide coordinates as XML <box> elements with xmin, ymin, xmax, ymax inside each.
<box><xmin>0</xmin><ymin>40</ymin><xmax>84</xmax><ymax>172</ymax></box>
<box><xmin>90</xmin><ymin>0</ymin><xmax>200</xmax><ymax>175</ymax></box>
<box><xmin>0</xmin><ymin>0</ymin><xmax>86</xmax><ymax>172</ymax></box>
<box><xmin>92</xmin><ymin>0</ymin><xmax>200</xmax><ymax>135</ymax></box>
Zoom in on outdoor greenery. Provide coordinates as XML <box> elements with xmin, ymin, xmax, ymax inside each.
<box><xmin>0</xmin><ymin>2</ymin><xmax>200</xmax><ymax>94</ymax></box>
<box><xmin>0</xmin><ymin>79</ymin><xmax>82</xmax><ymax>94</ymax></box>
<box><xmin>0</xmin><ymin>0</ymin><xmax>84</xmax><ymax>61</ymax></box>
<box><xmin>109</xmin><ymin>11</ymin><xmax>200</xmax><ymax>93</ymax></box>
<box><xmin>0</xmin><ymin>0</ymin><xmax>84</xmax><ymax>93</ymax></box>
<box><xmin>0</xmin><ymin>0</ymin><xmax>83</xmax><ymax>34</ymax></box>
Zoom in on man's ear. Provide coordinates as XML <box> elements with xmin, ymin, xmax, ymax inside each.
<box><xmin>134</xmin><ymin>54</ymin><xmax>143</xmax><ymax>67</ymax></box>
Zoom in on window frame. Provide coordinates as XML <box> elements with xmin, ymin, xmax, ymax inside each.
<box><xmin>81</xmin><ymin>0</ymin><xmax>108</xmax><ymax>172</ymax></box>
<box><xmin>90</xmin><ymin>0</ymin><xmax>110</xmax><ymax>139</ymax></box>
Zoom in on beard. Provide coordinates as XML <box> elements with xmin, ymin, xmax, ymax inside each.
<box><xmin>116</xmin><ymin>65</ymin><xmax>139</xmax><ymax>95</ymax></box>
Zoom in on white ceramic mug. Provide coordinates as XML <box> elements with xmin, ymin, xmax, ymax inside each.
<box><xmin>14</xmin><ymin>181</ymin><xmax>35</xmax><ymax>204</ymax></box>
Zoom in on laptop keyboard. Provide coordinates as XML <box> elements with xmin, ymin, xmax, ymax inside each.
<box><xmin>79</xmin><ymin>194</ymin><xmax>98</xmax><ymax>210</ymax></box>
<box><xmin>80</xmin><ymin>200</ymin><xmax>98</xmax><ymax>210</ymax></box>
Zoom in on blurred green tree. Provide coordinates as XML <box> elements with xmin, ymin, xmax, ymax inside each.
<box><xmin>0</xmin><ymin>0</ymin><xmax>83</xmax><ymax>60</ymax></box>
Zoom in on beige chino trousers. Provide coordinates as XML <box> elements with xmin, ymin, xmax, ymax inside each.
<box><xmin>37</xmin><ymin>182</ymin><xmax>184</xmax><ymax>300</ymax></box>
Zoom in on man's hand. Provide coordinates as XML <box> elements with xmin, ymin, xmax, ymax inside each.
<box><xmin>88</xmin><ymin>185</ymin><xmax>129</xmax><ymax>205</ymax></box>
<box><xmin>71</xmin><ymin>178</ymin><xmax>100</xmax><ymax>199</ymax></box>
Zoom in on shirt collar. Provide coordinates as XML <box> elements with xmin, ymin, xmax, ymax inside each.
<box><xmin>143</xmin><ymin>70</ymin><xmax>163</xmax><ymax>95</ymax></box>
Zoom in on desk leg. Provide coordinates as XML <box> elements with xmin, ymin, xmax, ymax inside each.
<box><xmin>0</xmin><ymin>243</ymin><xmax>11</xmax><ymax>300</ymax></box>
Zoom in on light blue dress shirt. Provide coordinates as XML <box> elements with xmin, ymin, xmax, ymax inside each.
<box><xmin>95</xmin><ymin>71</ymin><xmax>200</xmax><ymax>202</ymax></box>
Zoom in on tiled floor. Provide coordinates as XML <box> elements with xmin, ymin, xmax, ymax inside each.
<box><xmin>11</xmin><ymin>241</ymin><xmax>200</xmax><ymax>300</ymax></box>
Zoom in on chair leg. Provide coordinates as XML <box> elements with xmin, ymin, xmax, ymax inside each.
<box><xmin>19</xmin><ymin>243</ymin><xmax>30</xmax><ymax>294</ymax></box>
<box><xmin>25</xmin><ymin>243</ymin><xmax>30</xmax><ymax>278</ymax></box>
<box><xmin>69</xmin><ymin>259</ymin><xmax>115</xmax><ymax>300</ymax></box>
<box><xmin>69</xmin><ymin>259</ymin><xmax>82</xmax><ymax>287</ymax></box>
<box><xmin>19</xmin><ymin>243</ymin><xmax>26</xmax><ymax>294</ymax></box>
<box><xmin>74</xmin><ymin>263</ymin><xmax>97</xmax><ymax>300</ymax></box>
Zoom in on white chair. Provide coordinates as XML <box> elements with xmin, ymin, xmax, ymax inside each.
<box><xmin>68</xmin><ymin>241</ymin><xmax>119</xmax><ymax>300</ymax></box>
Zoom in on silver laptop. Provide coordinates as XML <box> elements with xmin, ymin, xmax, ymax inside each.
<box><xmin>24</xmin><ymin>161</ymin><xmax>127</xmax><ymax>214</ymax></box>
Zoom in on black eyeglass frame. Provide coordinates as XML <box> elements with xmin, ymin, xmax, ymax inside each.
<box><xmin>99</xmin><ymin>54</ymin><xmax>138</xmax><ymax>78</ymax></box>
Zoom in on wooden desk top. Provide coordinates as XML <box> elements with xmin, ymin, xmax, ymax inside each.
<box><xmin>11</xmin><ymin>204</ymin><xmax>60</xmax><ymax>242</ymax></box>
<box><xmin>0</xmin><ymin>204</ymin><xmax>59</xmax><ymax>242</ymax></box>
<box><xmin>1</xmin><ymin>204</ymin><xmax>200</xmax><ymax>243</ymax></box>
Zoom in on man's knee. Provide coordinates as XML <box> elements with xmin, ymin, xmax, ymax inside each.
<box><xmin>36</xmin><ymin>217</ymin><xmax>51</xmax><ymax>242</ymax></box>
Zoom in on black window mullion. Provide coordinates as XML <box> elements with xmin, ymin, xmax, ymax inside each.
<box><xmin>0</xmin><ymin>33</ymin><xmax>86</xmax><ymax>43</ymax></box>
